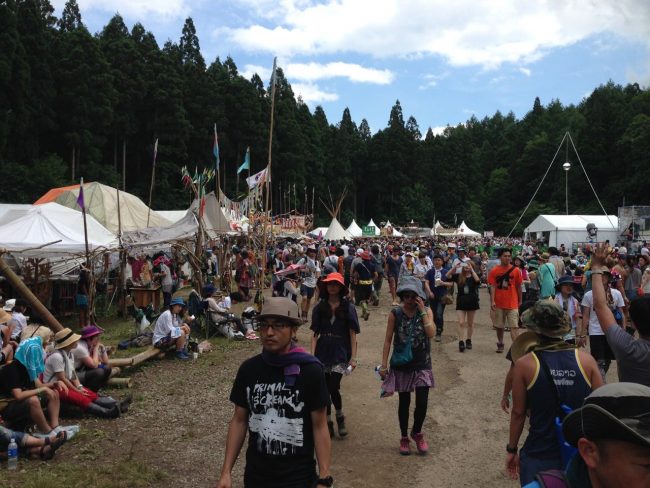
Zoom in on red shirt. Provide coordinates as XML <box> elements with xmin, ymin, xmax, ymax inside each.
<box><xmin>488</xmin><ymin>264</ymin><xmax>522</xmax><ymax>310</ymax></box>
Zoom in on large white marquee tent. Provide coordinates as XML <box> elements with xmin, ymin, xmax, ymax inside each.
<box><xmin>524</xmin><ymin>214</ymin><xmax>619</xmax><ymax>247</ymax></box>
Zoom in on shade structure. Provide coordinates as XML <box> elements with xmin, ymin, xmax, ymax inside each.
<box><xmin>324</xmin><ymin>218</ymin><xmax>352</xmax><ymax>241</ymax></box>
<box><xmin>346</xmin><ymin>219</ymin><xmax>362</xmax><ymax>237</ymax></box>
<box><xmin>524</xmin><ymin>214</ymin><xmax>619</xmax><ymax>248</ymax></box>
<box><xmin>366</xmin><ymin>218</ymin><xmax>381</xmax><ymax>236</ymax></box>
<box><xmin>35</xmin><ymin>182</ymin><xmax>170</xmax><ymax>234</ymax></box>
<box><xmin>122</xmin><ymin>210</ymin><xmax>198</xmax><ymax>249</ymax></box>
<box><xmin>457</xmin><ymin>221</ymin><xmax>481</xmax><ymax>237</ymax></box>
<box><xmin>0</xmin><ymin>202</ymin><xmax>116</xmax><ymax>257</ymax></box>
<box><xmin>190</xmin><ymin>192</ymin><xmax>231</xmax><ymax>237</ymax></box>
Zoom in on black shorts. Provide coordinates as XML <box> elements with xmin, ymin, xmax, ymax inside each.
<box><xmin>589</xmin><ymin>334</ymin><xmax>615</xmax><ymax>361</ymax></box>
<box><xmin>1</xmin><ymin>396</ymin><xmax>47</xmax><ymax>423</ymax></box>
<box><xmin>355</xmin><ymin>284</ymin><xmax>372</xmax><ymax>302</ymax></box>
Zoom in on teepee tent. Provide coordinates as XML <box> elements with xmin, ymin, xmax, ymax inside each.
<box><xmin>457</xmin><ymin>221</ymin><xmax>481</xmax><ymax>237</ymax></box>
<box><xmin>366</xmin><ymin>218</ymin><xmax>381</xmax><ymax>236</ymax></box>
<box><xmin>35</xmin><ymin>182</ymin><xmax>170</xmax><ymax>234</ymax></box>
<box><xmin>321</xmin><ymin>188</ymin><xmax>352</xmax><ymax>241</ymax></box>
<box><xmin>346</xmin><ymin>219</ymin><xmax>363</xmax><ymax>237</ymax></box>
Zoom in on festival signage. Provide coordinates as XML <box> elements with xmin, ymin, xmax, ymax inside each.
<box><xmin>362</xmin><ymin>225</ymin><xmax>376</xmax><ymax>236</ymax></box>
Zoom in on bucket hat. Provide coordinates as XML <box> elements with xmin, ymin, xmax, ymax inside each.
<box><xmin>318</xmin><ymin>272</ymin><xmax>348</xmax><ymax>296</ymax></box>
<box><xmin>54</xmin><ymin>328</ymin><xmax>81</xmax><ymax>350</ymax></box>
<box><xmin>396</xmin><ymin>275</ymin><xmax>426</xmax><ymax>300</ymax></box>
<box><xmin>555</xmin><ymin>275</ymin><xmax>576</xmax><ymax>291</ymax></box>
<box><xmin>170</xmin><ymin>297</ymin><xmax>186</xmax><ymax>307</ymax></box>
<box><xmin>520</xmin><ymin>299</ymin><xmax>572</xmax><ymax>338</ymax></box>
<box><xmin>80</xmin><ymin>324</ymin><xmax>105</xmax><ymax>339</ymax></box>
<box><xmin>563</xmin><ymin>382</ymin><xmax>650</xmax><ymax>448</ymax></box>
<box><xmin>257</xmin><ymin>297</ymin><xmax>302</xmax><ymax>326</ymax></box>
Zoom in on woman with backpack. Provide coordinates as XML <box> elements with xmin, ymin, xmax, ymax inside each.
<box><xmin>378</xmin><ymin>276</ymin><xmax>435</xmax><ymax>456</ymax></box>
<box><xmin>310</xmin><ymin>272</ymin><xmax>360</xmax><ymax>439</ymax></box>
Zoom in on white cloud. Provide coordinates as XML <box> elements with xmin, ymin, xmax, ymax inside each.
<box><xmin>292</xmin><ymin>83</ymin><xmax>339</xmax><ymax>104</ymax></box>
<box><xmin>223</xmin><ymin>0</ymin><xmax>650</xmax><ymax>69</ymax></box>
<box><xmin>53</xmin><ymin>0</ymin><xmax>191</xmax><ymax>20</ymax></box>
<box><xmin>419</xmin><ymin>72</ymin><xmax>449</xmax><ymax>90</ymax></box>
<box><xmin>429</xmin><ymin>126</ymin><xmax>447</xmax><ymax>136</ymax></box>
<box><xmin>241</xmin><ymin>64</ymin><xmax>271</xmax><ymax>80</ymax></box>
<box><xmin>286</xmin><ymin>62</ymin><xmax>393</xmax><ymax>84</ymax></box>
<box><xmin>519</xmin><ymin>67</ymin><xmax>532</xmax><ymax>77</ymax></box>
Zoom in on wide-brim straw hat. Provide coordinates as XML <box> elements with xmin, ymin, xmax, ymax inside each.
<box><xmin>257</xmin><ymin>297</ymin><xmax>302</xmax><ymax>326</ymax></box>
<box><xmin>54</xmin><ymin>328</ymin><xmax>82</xmax><ymax>350</ymax></box>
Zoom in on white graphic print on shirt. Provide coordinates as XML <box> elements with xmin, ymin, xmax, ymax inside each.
<box><xmin>247</xmin><ymin>382</ymin><xmax>305</xmax><ymax>455</ymax></box>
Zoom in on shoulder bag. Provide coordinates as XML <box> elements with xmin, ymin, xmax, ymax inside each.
<box><xmin>390</xmin><ymin>308</ymin><xmax>416</xmax><ymax>367</ymax></box>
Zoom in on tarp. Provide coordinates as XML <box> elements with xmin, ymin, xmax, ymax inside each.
<box><xmin>366</xmin><ymin>219</ymin><xmax>381</xmax><ymax>236</ymax></box>
<box><xmin>346</xmin><ymin>219</ymin><xmax>363</xmax><ymax>237</ymax></box>
<box><xmin>122</xmin><ymin>210</ymin><xmax>198</xmax><ymax>249</ymax></box>
<box><xmin>308</xmin><ymin>227</ymin><xmax>329</xmax><ymax>238</ymax></box>
<box><xmin>35</xmin><ymin>182</ymin><xmax>170</xmax><ymax>234</ymax></box>
<box><xmin>0</xmin><ymin>202</ymin><xmax>117</xmax><ymax>257</ymax></box>
<box><xmin>524</xmin><ymin>214</ymin><xmax>619</xmax><ymax>247</ymax></box>
<box><xmin>457</xmin><ymin>221</ymin><xmax>481</xmax><ymax>237</ymax></box>
<box><xmin>157</xmin><ymin>210</ymin><xmax>188</xmax><ymax>224</ymax></box>
<box><xmin>324</xmin><ymin>218</ymin><xmax>352</xmax><ymax>241</ymax></box>
<box><xmin>190</xmin><ymin>192</ymin><xmax>231</xmax><ymax>238</ymax></box>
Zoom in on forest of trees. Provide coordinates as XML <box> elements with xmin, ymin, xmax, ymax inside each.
<box><xmin>1</xmin><ymin>0</ymin><xmax>649</xmax><ymax>234</ymax></box>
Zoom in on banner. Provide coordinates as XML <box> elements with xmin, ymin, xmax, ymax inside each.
<box><xmin>362</xmin><ymin>225</ymin><xmax>376</xmax><ymax>236</ymax></box>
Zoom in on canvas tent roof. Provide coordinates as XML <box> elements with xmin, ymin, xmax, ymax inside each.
<box><xmin>346</xmin><ymin>219</ymin><xmax>362</xmax><ymax>237</ymax></box>
<box><xmin>308</xmin><ymin>227</ymin><xmax>329</xmax><ymax>238</ymax></box>
<box><xmin>157</xmin><ymin>210</ymin><xmax>188</xmax><ymax>224</ymax></box>
<box><xmin>524</xmin><ymin>214</ymin><xmax>619</xmax><ymax>247</ymax></box>
<box><xmin>0</xmin><ymin>203</ymin><xmax>33</xmax><ymax>226</ymax></box>
<box><xmin>122</xmin><ymin>210</ymin><xmax>198</xmax><ymax>250</ymax></box>
<box><xmin>190</xmin><ymin>192</ymin><xmax>231</xmax><ymax>237</ymax></box>
<box><xmin>366</xmin><ymin>219</ymin><xmax>381</xmax><ymax>236</ymax></box>
<box><xmin>0</xmin><ymin>202</ymin><xmax>117</xmax><ymax>257</ymax></box>
<box><xmin>35</xmin><ymin>182</ymin><xmax>170</xmax><ymax>234</ymax></box>
<box><xmin>325</xmin><ymin>218</ymin><xmax>352</xmax><ymax>241</ymax></box>
<box><xmin>457</xmin><ymin>221</ymin><xmax>481</xmax><ymax>236</ymax></box>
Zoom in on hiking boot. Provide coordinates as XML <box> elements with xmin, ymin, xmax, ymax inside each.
<box><xmin>327</xmin><ymin>419</ymin><xmax>335</xmax><ymax>438</ymax></box>
<box><xmin>362</xmin><ymin>303</ymin><xmax>369</xmax><ymax>321</ymax></box>
<box><xmin>496</xmin><ymin>342</ymin><xmax>504</xmax><ymax>353</ymax></box>
<box><xmin>176</xmin><ymin>351</ymin><xmax>190</xmax><ymax>360</ymax></box>
<box><xmin>399</xmin><ymin>436</ymin><xmax>411</xmax><ymax>455</ymax></box>
<box><xmin>459</xmin><ymin>340</ymin><xmax>465</xmax><ymax>352</ymax></box>
<box><xmin>434</xmin><ymin>333</ymin><xmax>442</xmax><ymax>342</ymax></box>
<box><xmin>465</xmin><ymin>338</ymin><xmax>472</xmax><ymax>350</ymax></box>
<box><xmin>336</xmin><ymin>415</ymin><xmax>348</xmax><ymax>438</ymax></box>
<box><xmin>411</xmin><ymin>432</ymin><xmax>428</xmax><ymax>454</ymax></box>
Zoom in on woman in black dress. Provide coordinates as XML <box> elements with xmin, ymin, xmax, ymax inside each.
<box><xmin>448</xmin><ymin>262</ymin><xmax>480</xmax><ymax>352</ymax></box>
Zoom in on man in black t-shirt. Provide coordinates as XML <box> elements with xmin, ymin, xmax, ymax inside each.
<box><xmin>216</xmin><ymin>297</ymin><xmax>333</xmax><ymax>488</ymax></box>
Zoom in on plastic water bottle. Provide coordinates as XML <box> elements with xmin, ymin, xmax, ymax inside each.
<box><xmin>7</xmin><ymin>437</ymin><xmax>18</xmax><ymax>470</ymax></box>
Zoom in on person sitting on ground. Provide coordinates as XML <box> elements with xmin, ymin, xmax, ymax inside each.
<box><xmin>5</xmin><ymin>298</ymin><xmax>28</xmax><ymax>342</ymax></box>
<box><xmin>203</xmin><ymin>285</ymin><xmax>255</xmax><ymax>340</ymax></box>
<box><xmin>72</xmin><ymin>325</ymin><xmax>115</xmax><ymax>392</ymax></box>
<box><xmin>523</xmin><ymin>382</ymin><xmax>650</xmax><ymax>488</ymax></box>
<box><xmin>0</xmin><ymin>308</ymin><xmax>16</xmax><ymax>365</ymax></box>
<box><xmin>0</xmin><ymin>424</ymin><xmax>67</xmax><ymax>461</ymax></box>
<box><xmin>152</xmin><ymin>297</ymin><xmax>191</xmax><ymax>360</ymax></box>
<box><xmin>45</xmin><ymin>328</ymin><xmax>126</xmax><ymax>419</ymax></box>
<box><xmin>0</xmin><ymin>332</ymin><xmax>77</xmax><ymax>438</ymax></box>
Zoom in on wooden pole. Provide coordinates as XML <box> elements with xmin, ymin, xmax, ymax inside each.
<box><xmin>122</xmin><ymin>139</ymin><xmax>126</xmax><ymax>191</ymax></box>
<box><xmin>147</xmin><ymin>138</ymin><xmax>158</xmax><ymax>227</ymax></box>
<box><xmin>0</xmin><ymin>253</ymin><xmax>64</xmax><ymax>332</ymax></box>
<box><xmin>117</xmin><ymin>187</ymin><xmax>127</xmax><ymax>317</ymax></box>
<box><xmin>260</xmin><ymin>57</ymin><xmax>278</xmax><ymax>291</ymax></box>
<box><xmin>108</xmin><ymin>377</ymin><xmax>133</xmax><ymax>388</ymax></box>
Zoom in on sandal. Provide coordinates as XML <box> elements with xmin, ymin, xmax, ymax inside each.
<box><xmin>39</xmin><ymin>431</ymin><xmax>66</xmax><ymax>460</ymax></box>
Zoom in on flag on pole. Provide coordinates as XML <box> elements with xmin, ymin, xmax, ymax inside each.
<box><xmin>76</xmin><ymin>177</ymin><xmax>85</xmax><ymax>210</ymax></box>
<box><xmin>153</xmin><ymin>138</ymin><xmax>158</xmax><ymax>165</ymax></box>
<box><xmin>213</xmin><ymin>124</ymin><xmax>219</xmax><ymax>162</ymax></box>
<box><xmin>237</xmin><ymin>147</ymin><xmax>250</xmax><ymax>174</ymax></box>
<box><xmin>246</xmin><ymin>168</ymin><xmax>269</xmax><ymax>189</ymax></box>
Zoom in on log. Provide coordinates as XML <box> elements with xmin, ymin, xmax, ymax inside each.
<box><xmin>108</xmin><ymin>377</ymin><xmax>133</xmax><ymax>388</ymax></box>
<box><xmin>107</xmin><ymin>357</ymin><xmax>135</xmax><ymax>367</ymax></box>
<box><xmin>0</xmin><ymin>253</ymin><xmax>64</xmax><ymax>332</ymax></box>
<box><xmin>106</xmin><ymin>345</ymin><xmax>171</xmax><ymax>369</ymax></box>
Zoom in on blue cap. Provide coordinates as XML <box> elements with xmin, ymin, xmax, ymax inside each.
<box><xmin>170</xmin><ymin>297</ymin><xmax>186</xmax><ymax>307</ymax></box>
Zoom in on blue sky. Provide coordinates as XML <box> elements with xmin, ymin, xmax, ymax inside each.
<box><xmin>53</xmin><ymin>0</ymin><xmax>650</xmax><ymax>135</ymax></box>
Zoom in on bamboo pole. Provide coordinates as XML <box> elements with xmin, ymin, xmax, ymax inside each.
<box><xmin>147</xmin><ymin>138</ymin><xmax>158</xmax><ymax>227</ymax></box>
<box><xmin>108</xmin><ymin>377</ymin><xmax>133</xmax><ymax>388</ymax></box>
<box><xmin>0</xmin><ymin>253</ymin><xmax>64</xmax><ymax>332</ymax></box>
<box><xmin>107</xmin><ymin>357</ymin><xmax>134</xmax><ymax>367</ymax></box>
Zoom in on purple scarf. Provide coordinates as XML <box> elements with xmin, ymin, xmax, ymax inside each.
<box><xmin>261</xmin><ymin>343</ymin><xmax>322</xmax><ymax>386</ymax></box>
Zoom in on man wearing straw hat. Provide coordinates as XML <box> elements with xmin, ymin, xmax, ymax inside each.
<box><xmin>505</xmin><ymin>300</ymin><xmax>602</xmax><ymax>486</ymax></box>
<box><xmin>216</xmin><ymin>297</ymin><xmax>332</xmax><ymax>488</ymax></box>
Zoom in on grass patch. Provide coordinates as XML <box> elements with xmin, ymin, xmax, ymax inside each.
<box><xmin>4</xmin><ymin>458</ymin><xmax>168</xmax><ymax>488</ymax></box>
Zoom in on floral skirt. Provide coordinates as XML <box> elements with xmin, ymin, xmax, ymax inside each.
<box><xmin>381</xmin><ymin>368</ymin><xmax>434</xmax><ymax>395</ymax></box>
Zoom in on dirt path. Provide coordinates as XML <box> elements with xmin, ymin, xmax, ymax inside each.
<box><xmin>10</xmin><ymin>288</ymin><xmax>521</xmax><ymax>487</ymax></box>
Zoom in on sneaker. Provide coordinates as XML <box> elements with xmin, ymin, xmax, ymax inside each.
<box><xmin>399</xmin><ymin>436</ymin><xmax>411</xmax><ymax>455</ymax></box>
<box><xmin>411</xmin><ymin>432</ymin><xmax>428</xmax><ymax>454</ymax></box>
<box><xmin>176</xmin><ymin>351</ymin><xmax>190</xmax><ymax>360</ymax></box>
<box><xmin>336</xmin><ymin>414</ymin><xmax>348</xmax><ymax>437</ymax></box>
<box><xmin>496</xmin><ymin>342</ymin><xmax>504</xmax><ymax>353</ymax></box>
<box><xmin>465</xmin><ymin>338</ymin><xmax>472</xmax><ymax>350</ymax></box>
<box><xmin>434</xmin><ymin>333</ymin><xmax>442</xmax><ymax>343</ymax></box>
<box><xmin>459</xmin><ymin>340</ymin><xmax>465</xmax><ymax>352</ymax></box>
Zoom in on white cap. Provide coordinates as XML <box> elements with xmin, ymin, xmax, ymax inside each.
<box><xmin>3</xmin><ymin>298</ymin><xmax>16</xmax><ymax>311</ymax></box>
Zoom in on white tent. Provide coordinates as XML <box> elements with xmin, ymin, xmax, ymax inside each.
<box><xmin>122</xmin><ymin>210</ymin><xmax>198</xmax><ymax>250</ymax></box>
<box><xmin>524</xmin><ymin>215</ymin><xmax>619</xmax><ymax>247</ymax></box>
<box><xmin>190</xmin><ymin>192</ymin><xmax>231</xmax><ymax>237</ymax></box>
<box><xmin>157</xmin><ymin>210</ymin><xmax>188</xmax><ymax>224</ymax></box>
<box><xmin>308</xmin><ymin>227</ymin><xmax>329</xmax><ymax>238</ymax></box>
<box><xmin>457</xmin><ymin>221</ymin><xmax>481</xmax><ymax>237</ymax></box>
<box><xmin>0</xmin><ymin>202</ymin><xmax>117</xmax><ymax>257</ymax></box>
<box><xmin>36</xmin><ymin>182</ymin><xmax>170</xmax><ymax>234</ymax></box>
<box><xmin>0</xmin><ymin>203</ymin><xmax>33</xmax><ymax>226</ymax></box>
<box><xmin>366</xmin><ymin>218</ymin><xmax>381</xmax><ymax>236</ymax></box>
<box><xmin>383</xmin><ymin>220</ymin><xmax>404</xmax><ymax>237</ymax></box>
<box><xmin>324</xmin><ymin>218</ymin><xmax>352</xmax><ymax>241</ymax></box>
<box><xmin>346</xmin><ymin>219</ymin><xmax>363</xmax><ymax>237</ymax></box>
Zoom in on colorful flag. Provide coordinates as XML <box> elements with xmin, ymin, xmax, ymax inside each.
<box><xmin>246</xmin><ymin>168</ymin><xmax>269</xmax><ymax>189</ymax></box>
<box><xmin>237</xmin><ymin>147</ymin><xmax>250</xmax><ymax>174</ymax></box>
<box><xmin>213</xmin><ymin>124</ymin><xmax>219</xmax><ymax>161</ymax></box>
<box><xmin>76</xmin><ymin>177</ymin><xmax>85</xmax><ymax>210</ymax></box>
